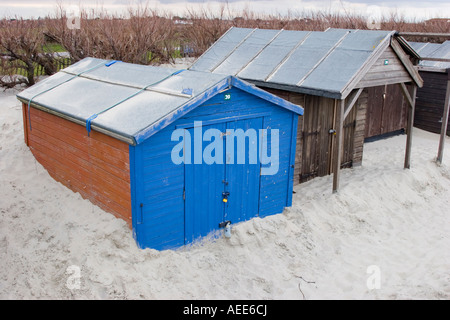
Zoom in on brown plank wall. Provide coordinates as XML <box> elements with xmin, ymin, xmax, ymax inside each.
<box><xmin>352</xmin><ymin>89</ymin><xmax>368</xmax><ymax>164</ymax></box>
<box><xmin>263</xmin><ymin>88</ymin><xmax>367</xmax><ymax>185</ymax></box>
<box><xmin>364</xmin><ymin>84</ymin><xmax>408</xmax><ymax>138</ymax></box>
<box><xmin>22</xmin><ymin>104</ymin><xmax>132</xmax><ymax>226</ymax></box>
<box><xmin>356</xmin><ymin>47</ymin><xmax>412</xmax><ymax>89</ymax></box>
<box><xmin>359</xmin><ymin>46</ymin><xmax>411</xmax><ymax>139</ymax></box>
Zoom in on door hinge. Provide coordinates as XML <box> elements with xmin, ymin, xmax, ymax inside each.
<box><xmin>138</xmin><ymin>203</ymin><xmax>144</xmax><ymax>225</ymax></box>
<box><xmin>219</xmin><ymin>220</ymin><xmax>231</xmax><ymax>228</ymax></box>
<box><xmin>183</xmin><ymin>189</ymin><xmax>185</xmax><ymax>201</ymax></box>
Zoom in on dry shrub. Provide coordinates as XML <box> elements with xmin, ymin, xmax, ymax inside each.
<box><xmin>0</xmin><ymin>18</ymin><xmax>56</xmax><ymax>88</ymax></box>
<box><xmin>45</xmin><ymin>3</ymin><xmax>177</xmax><ymax>65</ymax></box>
<box><xmin>182</xmin><ymin>4</ymin><xmax>231</xmax><ymax>56</ymax></box>
<box><xmin>1</xmin><ymin>2</ymin><xmax>449</xmax><ymax>89</ymax></box>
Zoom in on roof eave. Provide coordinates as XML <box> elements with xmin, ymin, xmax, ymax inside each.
<box><xmin>394</xmin><ymin>33</ymin><xmax>422</xmax><ymax>60</ymax></box>
<box><xmin>133</xmin><ymin>76</ymin><xmax>305</xmax><ymax>145</ymax></box>
<box><xmin>133</xmin><ymin>77</ymin><xmax>232</xmax><ymax>144</ymax></box>
<box><xmin>17</xmin><ymin>96</ymin><xmax>137</xmax><ymax>146</ymax></box>
<box><xmin>390</xmin><ymin>37</ymin><xmax>424</xmax><ymax>88</ymax></box>
<box><xmin>230</xmin><ymin>77</ymin><xmax>304</xmax><ymax>115</ymax></box>
<box><xmin>245</xmin><ymin>79</ymin><xmax>343</xmax><ymax>100</ymax></box>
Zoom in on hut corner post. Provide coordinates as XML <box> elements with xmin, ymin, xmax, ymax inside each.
<box><xmin>333</xmin><ymin>99</ymin><xmax>346</xmax><ymax>193</ymax></box>
<box><xmin>436</xmin><ymin>69</ymin><xmax>450</xmax><ymax>165</ymax></box>
<box><xmin>400</xmin><ymin>83</ymin><xmax>417</xmax><ymax>169</ymax></box>
<box><xmin>332</xmin><ymin>89</ymin><xmax>363</xmax><ymax>193</ymax></box>
<box><xmin>22</xmin><ymin>103</ymin><xmax>30</xmax><ymax>146</ymax></box>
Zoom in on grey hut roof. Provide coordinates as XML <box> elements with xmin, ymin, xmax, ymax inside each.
<box><xmin>409</xmin><ymin>41</ymin><xmax>450</xmax><ymax>70</ymax></box>
<box><xmin>17</xmin><ymin>58</ymin><xmax>303</xmax><ymax>145</ymax></box>
<box><xmin>190</xmin><ymin>27</ymin><xmax>421</xmax><ymax>99</ymax></box>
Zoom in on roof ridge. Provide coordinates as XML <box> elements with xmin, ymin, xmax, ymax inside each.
<box><xmin>236</xmin><ymin>29</ymin><xmax>284</xmax><ymax>77</ymax></box>
<box><xmin>265</xmin><ymin>31</ymin><xmax>313</xmax><ymax>82</ymax></box>
<box><xmin>209</xmin><ymin>28</ymin><xmax>258</xmax><ymax>73</ymax></box>
<box><xmin>296</xmin><ymin>30</ymin><xmax>351</xmax><ymax>87</ymax></box>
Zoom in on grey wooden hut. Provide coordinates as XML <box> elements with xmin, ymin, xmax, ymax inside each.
<box><xmin>190</xmin><ymin>27</ymin><xmax>423</xmax><ymax>192</ymax></box>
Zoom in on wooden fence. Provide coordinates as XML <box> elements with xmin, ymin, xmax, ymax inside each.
<box><xmin>12</xmin><ymin>57</ymin><xmax>72</xmax><ymax>77</ymax></box>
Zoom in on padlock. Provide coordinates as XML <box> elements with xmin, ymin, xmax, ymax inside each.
<box><xmin>222</xmin><ymin>191</ymin><xmax>230</xmax><ymax>203</ymax></box>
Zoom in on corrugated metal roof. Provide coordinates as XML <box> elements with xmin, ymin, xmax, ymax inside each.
<box><xmin>410</xmin><ymin>41</ymin><xmax>450</xmax><ymax>70</ymax></box>
<box><xmin>190</xmin><ymin>27</ymin><xmax>396</xmax><ymax>99</ymax></box>
<box><xmin>17</xmin><ymin>58</ymin><xmax>303</xmax><ymax>145</ymax></box>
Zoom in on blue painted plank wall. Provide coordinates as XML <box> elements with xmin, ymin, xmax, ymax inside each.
<box><xmin>130</xmin><ymin>87</ymin><xmax>297</xmax><ymax>250</ymax></box>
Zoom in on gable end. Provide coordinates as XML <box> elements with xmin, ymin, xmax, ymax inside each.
<box><xmin>356</xmin><ymin>46</ymin><xmax>412</xmax><ymax>89</ymax></box>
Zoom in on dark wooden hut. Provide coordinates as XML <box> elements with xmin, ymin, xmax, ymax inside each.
<box><xmin>410</xmin><ymin>41</ymin><xmax>450</xmax><ymax>136</ymax></box>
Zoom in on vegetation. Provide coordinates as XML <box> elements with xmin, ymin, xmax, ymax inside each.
<box><xmin>0</xmin><ymin>2</ymin><xmax>448</xmax><ymax>88</ymax></box>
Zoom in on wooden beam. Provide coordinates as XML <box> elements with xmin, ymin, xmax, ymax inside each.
<box><xmin>437</xmin><ymin>71</ymin><xmax>450</xmax><ymax>165</ymax></box>
<box><xmin>400</xmin><ymin>84</ymin><xmax>417</xmax><ymax>169</ymax></box>
<box><xmin>399</xmin><ymin>83</ymin><xmax>414</xmax><ymax>108</ymax></box>
<box><xmin>420</xmin><ymin>57</ymin><xmax>450</xmax><ymax>63</ymax></box>
<box><xmin>398</xmin><ymin>32</ymin><xmax>450</xmax><ymax>38</ymax></box>
<box><xmin>333</xmin><ymin>99</ymin><xmax>345</xmax><ymax>193</ymax></box>
<box><xmin>391</xmin><ymin>38</ymin><xmax>424</xmax><ymax>88</ymax></box>
<box><xmin>21</xmin><ymin>103</ymin><xmax>29</xmax><ymax>146</ymax></box>
<box><xmin>344</xmin><ymin>88</ymin><xmax>363</xmax><ymax>120</ymax></box>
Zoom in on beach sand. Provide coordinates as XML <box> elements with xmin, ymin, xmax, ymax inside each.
<box><xmin>1</xmin><ymin>84</ymin><xmax>449</xmax><ymax>300</ymax></box>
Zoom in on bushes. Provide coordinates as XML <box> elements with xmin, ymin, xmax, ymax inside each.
<box><xmin>0</xmin><ymin>19</ymin><xmax>56</xmax><ymax>88</ymax></box>
<box><xmin>0</xmin><ymin>4</ymin><xmax>448</xmax><ymax>89</ymax></box>
<box><xmin>45</xmin><ymin>4</ymin><xmax>177</xmax><ymax>65</ymax></box>
<box><xmin>0</xmin><ymin>4</ymin><xmax>179</xmax><ymax>88</ymax></box>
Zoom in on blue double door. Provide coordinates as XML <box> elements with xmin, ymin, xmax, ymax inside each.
<box><xmin>184</xmin><ymin>117</ymin><xmax>263</xmax><ymax>243</ymax></box>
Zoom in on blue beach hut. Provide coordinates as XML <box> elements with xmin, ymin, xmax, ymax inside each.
<box><xmin>17</xmin><ymin>57</ymin><xmax>303</xmax><ymax>250</ymax></box>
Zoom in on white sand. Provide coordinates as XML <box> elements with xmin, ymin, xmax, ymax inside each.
<box><xmin>1</xmin><ymin>87</ymin><xmax>449</xmax><ymax>300</ymax></box>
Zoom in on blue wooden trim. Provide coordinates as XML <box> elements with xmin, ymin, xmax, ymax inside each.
<box><xmin>230</xmin><ymin>77</ymin><xmax>304</xmax><ymax>116</ymax></box>
<box><xmin>175</xmin><ymin>112</ymin><xmax>272</xmax><ymax>129</ymax></box>
<box><xmin>134</xmin><ymin>77</ymin><xmax>231</xmax><ymax>144</ymax></box>
<box><xmin>134</xmin><ymin>76</ymin><xmax>304</xmax><ymax>145</ymax></box>
<box><xmin>129</xmin><ymin>145</ymin><xmax>139</xmax><ymax>244</ymax></box>
<box><xmin>257</xmin><ymin>116</ymin><xmax>266</xmax><ymax>216</ymax></box>
<box><xmin>130</xmin><ymin>144</ymin><xmax>146</xmax><ymax>248</ymax></box>
<box><xmin>287</xmin><ymin>113</ymin><xmax>299</xmax><ymax>207</ymax></box>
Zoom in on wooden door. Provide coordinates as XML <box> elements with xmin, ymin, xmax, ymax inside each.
<box><xmin>299</xmin><ymin>96</ymin><xmax>359</xmax><ymax>182</ymax></box>
<box><xmin>184</xmin><ymin>122</ymin><xmax>226</xmax><ymax>244</ymax></box>
<box><xmin>299</xmin><ymin>95</ymin><xmax>335</xmax><ymax>182</ymax></box>
<box><xmin>365</xmin><ymin>84</ymin><xmax>407</xmax><ymax>138</ymax></box>
<box><xmin>184</xmin><ymin>118</ymin><xmax>262</xmax><ymax>244</ymax></box>
<box><xmin>224</xmin><ymin>117</ymin><xmax>262</xmax><ymax>224</ymax></box>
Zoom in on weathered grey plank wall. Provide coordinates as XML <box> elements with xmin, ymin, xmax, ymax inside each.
<box><xmin>365</xmin><ymin>85</ymin><xmax>408</xmax><ymax>138</ymax></box>
<box><xmin>264</xmin><ymin>88</ymin><xmax>367</xmax><ymax>185</ymax></box>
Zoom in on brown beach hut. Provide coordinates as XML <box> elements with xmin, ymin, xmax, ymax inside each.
<box><xmin>190</xmin><ymin>27</ymin><xmax>424</xmax><ymax>191</ymax></box>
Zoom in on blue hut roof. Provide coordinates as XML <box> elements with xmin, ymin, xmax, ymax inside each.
<box><xmin>17</xmin><ymin>58</ymin><xmax>303</xmax><ymax>145</ymax></box>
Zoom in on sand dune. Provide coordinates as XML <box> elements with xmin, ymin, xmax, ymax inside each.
<box><xmin>1</xmin><ymin>87</ymin><xmax>449</xmax><ymax>300</ymax></box>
